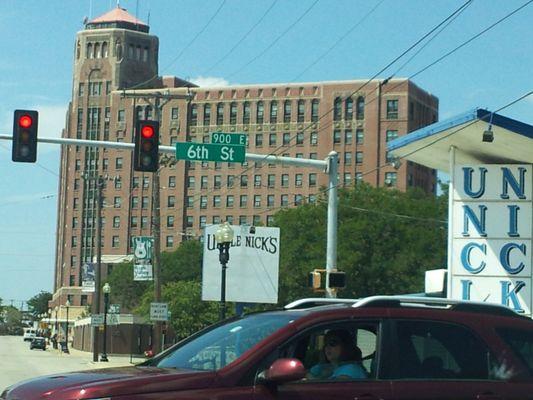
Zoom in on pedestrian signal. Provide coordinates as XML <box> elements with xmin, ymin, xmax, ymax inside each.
<box><xmin>13</xmin><ymin>110</ymin><xmax>38</xmax><ymax>162</ymax></box>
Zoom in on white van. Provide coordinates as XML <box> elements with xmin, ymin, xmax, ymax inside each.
<box><xmin>23</xmin><ymin>328</ymin><xmax>37</xmax><ymax>341</ymax></box>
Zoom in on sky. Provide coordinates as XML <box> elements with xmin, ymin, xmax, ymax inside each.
<box><xmin>0</xmin><ymin>0</ymin><xmax>532</xmax><ymax>306</ymax></box>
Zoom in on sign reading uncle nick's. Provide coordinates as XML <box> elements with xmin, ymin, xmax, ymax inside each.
<box><xmin>450</xmin><ymin>164</ymin><xmax>532</xmax><ymax>316</ymax></box>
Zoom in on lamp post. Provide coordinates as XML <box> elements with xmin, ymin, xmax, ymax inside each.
<box><xmin>54</xmin><ymin>306</ymin><xmax>59</xmax><ymax>349</ymax></box>
<box><xmin>64</xmin><ymin>300</ymin><xmax>70</xmax><ymax>354</ymax></box>
<box><xmin>101</xmin><ymin>282</ymin><xmax>111</xmax><ymax>362</ymax></box>
<box><xmin>214</xmin><ymin>222</ymin><xmax>234</xmax><ymax>321</ymax></box>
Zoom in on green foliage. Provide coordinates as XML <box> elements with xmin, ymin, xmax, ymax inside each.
<box><xmin>27</xmin><ymin>291</ymin><xmax>52</xmax><ymax>317</ymax></box>
<box><xmin>161</xmin><ymin>240</ymin><xmax>203</xmax><ymax>283</ymax></box>
<box><xmin>0</xmin><ymin>306</ymin><xmax>23</xmax><ymax>335</ymax></box>
<box><xmin>107</xmin><ymin>262</ymin><xmax>150</xmax><ymax>311</ymax></box>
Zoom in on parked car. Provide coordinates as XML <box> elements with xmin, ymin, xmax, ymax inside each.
<box><xmin>2</xmin><ymin>296</ymin><xmax>533</xmax><ymax>400</ymax></box>
<box><xmin>22</xmin><ymin>328</ymin><xmax>36</xmax><ymax>342</ymax></box>
<box><xmin>29</xmin><ymin>337</ymin><xmax>47</xmax><ymax>351</ymax></box>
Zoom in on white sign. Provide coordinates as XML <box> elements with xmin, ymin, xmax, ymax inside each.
<box><xmin>131</xmin><ymin>236</ymin><xmax>154</xmax><ymax>261</ymax></box>
<box><xmin>202</xmin><ymin>225</ymin><xmax>280</xmax><ymax>304</ymax></box>
<box><xmin>109</xmin><ymin>304</ymin><xmax>120</xmax><ymax>314</ymax></box>
<box><xmin>450</xmin><ymin>165</ymin><xmax>532</xmax><ymax>316</ymax></box>
<box><xmin>134</xmin><ymin>263</ymin><xmax>153</xmax><ymax>281</ymax></box>
<box><xmin>81</xmin><ymin>263</ymin><xmax>95</xmax><ymax>293</ymax></box>
<box><xmin>150</xmin><ymin>302</ymin><xmax>169</xmax><ymax>321</ymax></box>
<box><xmin>91</xmin><ymin>314</ymin><xmax>104</xmax><ymax>326</ymax></box>
<box><xmin>107</xmin><ymin>314</ymin><xmax>119</xmax><ymax>326</ymax></box>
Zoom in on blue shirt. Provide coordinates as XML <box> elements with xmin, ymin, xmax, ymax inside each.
<box><xmin>309</xmin><ymin>362</ymin><xmax>368</xmax><ymax>380</ymax></box>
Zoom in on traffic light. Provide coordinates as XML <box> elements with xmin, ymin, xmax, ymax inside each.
<box><xmin>308</xmin><ymin>270</ymin><xmax>322</xmax><ymax>290</ymax></box>
<box><xmin>12</xmin><ymin>110</ymin><xmax>38</xmax><ymax>162</ymax></box>
<box><xmin>134</xmin><ymin>120</ymin><xmax>159</xmax><ymax>172</ymax></box>
<box><xmin>328</xmin><ymin>271</ymin><xmax>346</xmax><ymax>289</ymax></box>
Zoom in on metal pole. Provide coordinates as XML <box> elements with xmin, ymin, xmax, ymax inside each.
<box><xmin>65</xmin><ymin>305</ymin><xmax>70</xmax><ymax>354</ymax></box>
<box><xmin>326</xmin><ymin>151</ymin><xmax>339</xmax><ymax>298</ymax></box>
<box><xmin>101</xmin><ymin>292</ymin><xmax>109</xmax><ymax>361</ymax></box>
<box><xmin>446</xmin><ymin>146</ymin><xmax>456</xmax><ymax>299</ymax></box>
<box><xmin>92</xmin><ymin>176</ymin><xmax>104</xmax><ymax>362</ymax></box>
<box><xmin>218</xmin><ymin>243</ymin><xmax>229</xmax><ymax>320</ymax></box>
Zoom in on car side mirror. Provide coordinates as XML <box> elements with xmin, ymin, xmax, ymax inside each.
<box><xmin>262</xmin><ymin>358</ymin><xmax>306</xmax><ymax>383</ymax></box>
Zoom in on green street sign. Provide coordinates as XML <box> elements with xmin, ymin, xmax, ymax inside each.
<box><xmin>211</xmin><ymin>132</ymin><xmax>247</xmax><ymax>146</ymax></box>
<box><xmin>176</xmin><ymin>142</ymin><xmax>246</xmax><ymax>163</ymax></box>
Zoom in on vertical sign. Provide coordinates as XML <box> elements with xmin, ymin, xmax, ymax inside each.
<box><xmin>450</xmin><ymin>165</ymin><xmax>532</xmax><ymax>316</ymax></box>
<box><xmin>81</xmin><ymin>263</ymin><xmax>95</xmax><ymax>292</ymax></box>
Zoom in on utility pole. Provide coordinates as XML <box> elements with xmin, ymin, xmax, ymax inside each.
<box><xmin>92</xmin><ymin>175</ymin><xmax>104</xmax><ymax>362</ymax></box>
<box><xmin>121</xmin><ymin>90</ymin><xmax>191</xmax><ymax>354</ymax></box>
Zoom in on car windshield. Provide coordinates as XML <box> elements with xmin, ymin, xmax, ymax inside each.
<box><xmin>154</xmin><ymin>312</ymin><xmax>296</xmax><ymax>371</ymax></box>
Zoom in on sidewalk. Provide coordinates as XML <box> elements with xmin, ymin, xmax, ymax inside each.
<box><xmin>50</xmin><ymin>345</ymin><xmax>147</xmax><ymax>369</ymax></box>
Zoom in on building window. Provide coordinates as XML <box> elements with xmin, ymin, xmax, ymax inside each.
<box><xmin>295</xmin><ymin>174</ymin><xmax>303</xmax><ymax>187</ymax></box>
<box><xmin>311</xmin><ymin>99</ymin><xmax>319</xmax><ymax>122</ymax></box>
<box><xmin>212</xmin><ymin>216</ymin><xmax>221</xmax><ymax>224</ymax></box>
<box><xmin>201</xmin><ymin>176</ymin><xmax>208</xmax><ymax>189</ymax></box>
<box><xmin>118</xmin><ymin>109</ymin><xmax>125</xmax><ymax>122</ymax></box>
<box><xmin>167</xmin><ymin>216</ymin><xmax>174</xmax><ymax>227</ymax></box>
<box><xmin>168</xmin><ymin>196</ymin><xmax>176</xmax><ymax>207</ymax></box>
<box><xmin>113</xmin><ymin>216</ymin><xmax>120</xmax><ymax>228</ymax></box>
<box><xmin>141</xmin><ymin>196</ymin><xmax>149</xmax><ymax>209</ymax></box>
<box><xmin>256</xmin><ymin>101</ymin><xmax>264</xmax><ymax>124</ymax></box>
<box><xmin>294</xmin><ymin>194</ymin><xmax>303</xmax><ymax>205</ymax></box>
<box><xmin>214</xmin><ymin>175</ymin><xmax>222</xmax><ymax>189</ymax></box>
<box><xmin>254</xmin><ymin>174</ymin><xmax>262</xmax><ymax>187</ymax></box>
<box><xmin>190</xmin><ymin>104</ymin><xmax>198</xmax><ymax>126</ymax></box>
<box><xmin>213</xmin><ymin>195</ymin><xmax>221</xmax><ymax>208</ymax></box>
<box><xmin>386</xmin><ymin>130</ymin><xmax>399</xmax><ymax>142</ymax></box>
<box><xmin>254</xmin><ymin>195</ymin><xmax>261</xmax><ymax>208</ymax></box>
<box><xmin>69</xmin><ymin>275</ymin><xmax>76</xmax><ymax>286</ymax></box>
<box><xmin>267</xmin><ymin>215</ymin><xmax>274</xmax><ymax>226</ymax></box>
<box><xmin>345</xmin><ymin>130</ymin><xmax>352</xmax><ymax>144</ymax></box>
<box><xmin>296</xmin><ymin>132</ymin><xmax>304</xmax><ymax>145</ymax></box>
<box><xmin>309</xmin><ymin>173</ymin><xmax>317</xmax><ymax>187</ymax></box>
<box><xmin>268</xmin><ymin>174</ymin><xmax>275</xmax><ymax>188</ymax></box>
<box><xmin>114</xmin><ymin>197</ymin><xmax>122</xmax><ymax>208</ymax></box>
<box><xmin>243</xmin><ymin>102</ymin><xmax>251</xmax><ymax>124</ymax></box>
<box><xmin>115</xmin><ymin>157</ymin><xmax>123</xmax><ymax>170</ymax></box>
<box><xmin>200</xmin><ymin>196</ymin><xmax>207</xmax><ymax>209</ymax></box>
<box><xmin>70</xmin><ymin>255</ymin><xmax>77</xmax><ymax>268</ymax></box>
<box><xmin>131</xmin><ymin>216</ymin><xmax>138</xmax><ymax>228</ymax></box>
<box><xmin>203</xmin><ymin>104</ymin><xmax>211</xmax><ymax>125</ymax></box>
<box><xmin>185</xmin><ymin>176</ymin><xmax>194</xmax><ymax>189</ymax></box>
<box><xmin>344</xmin><ymin>173</ymin><xmax>352</xmax><ymax>185</ymax></box>
<box><xmin>200</xmin><ymin>216</ymin><xmax>207</xmax><ymax>228</ymax></box>
<box><xmin>240</xmin><ymin>195</ymin><xmax>248</xmax><ymax>207</ymax></box>
<box><xmin>345</xmin><ymin>98</ymin><xmax>353</xmax><ymax>119</ymax></box>
<box><xmin>254</xmin><ymin>133</ymin><xmax>263</xmax><ymax>147</ymax></box>
<box><xmin>344</xmin><ymin>152</ymin><xmax>352</xmax><ymax>165</ymax></box>
<box><xmin>356</xmin><ymin>151</ymin><xmax>363</xmax><ymax>164</ymax></box>
<box><xmin>356</xmin><ymin>96</ymin><xmax>365</xmax><ymax>120</ymax></box>
<box><xmin>310</xmin><ymin>131</ymin><xmax>318</xmax><ymax>146</ymax></box>
<box><xmin>71</xmin><ymin>236</ymin><xmax>77</xmax><ymax>247</ymax></box>
<box><xmin>171</xmin><ymin>107</ymin><xmax>179</xmax><ymax>120</ymax></box>
<box><xmin>168</xmin><ymin>176</ymin><xmax>176</xmax><ymax>188</ymax></box>
<box><xmin>240</xmin><ymin>175</ymin><xmax>248</xmax><ymax>188</ymax></box>
<box><xmin>283</xmin><ymin>133</ymin><xmax>291</xmax><ymax>146</ymax></box>
<box><xmin>356</xmin><ymin>172</ymin><xmax>363</xmax><ymax>181</ymax></box>
<box><xmin>112</xmin><ymin>236</ymin><xmax>119</xmax><ymax>248</ymax></box>
<box><xmin>267</xmin><ymin>194</ymin><xmax>275</xmax><ymax>207</ymax></box>
<box><xmin>131</xmin><ymin>197</ymin><xmax>139</xmax><ymax>209</ymax></box>
<box><xmin>141</xmin><ymin>216</ymin><xmax>149</xmax><ymax>229</ymax></box>
<box><xmin>72</xmin><ymin>217</ymin><xmax>79</xmax><ymax>228</ymax></box>
<box><xmin>281</xmin><ymin>174</ymin><xmax>289</xmax><ymax>187</ymax></box>
<box><xmin>230</xmin><ymin>102</ymin><xmax>237</xmax><ymax>125</ymax></box>
<box><xmin>226</xmin><ymin>195</ymin><xmax>234</xmax><ymax>207</ymax></box>
<box><xmin>270</xmin><ymin>100</ymin><xmax>278</xmax><ymax>123</ymax></box>
<box><xmin>216</xmin><ymin>103</ymin><xmax>224</xmax><ymax>125</ymax></box>
<box><xmin>333</xmin><ymin>97</ymin><xmax>342</xmax><ymax>121</ymax></box>
<box><xmin>269</xmin><ymin>133</ymin><xmax>277</xmax><ymax>146</ymax></box>
<box><xmin>227</xmin><ymin>175</ymin><xmax>235</xmax><ymax>188</ymax></box>
<box><xmin>253</xmin><ymin>215</ymin><xmax>261</xmax><ymax>226</ymax></box>
<box><xmin>186</xmin><ymin>216</ymin><xmax>193</xmax><ymax>228</ymax></box>
<box><xmin>297</xmin><ymin>99</ymin><xmax>305</xmax><ymax>122</ymax></box>
<box><xmin>281</xmin><ymin>194</ymin><xmax>288</xmax><ymax>206</ymax></box>
<box><xmin>356</xmin><ymin>129</ymin><xmax>364</xmax><ymax>144</ymax></box>
<box><xmin>166</xmin><ymin>236</ymin><xmax>174</xmax><ymax>248</ymax></box>
<box><xmin>385</xmin><ymin>172</ymin><xmax>397</xmax><ymax>187</ymax></box>
<box><xmin>283</xmin><ymin>100</ymin><xmax>291</xmax><ymax>123</ymax></box>
<box><xmin>186</xmin><ymin>196</ymin><xmax>194</xmax><ymax>208</ymax></box>
<box><xmin>239</xmin><ymin>215</ymin><xmax>248</xmax><ymax>225</ymax></box>
<box><xmin>333</xmin><ymin>130</ymin><xmax>341</xmax><ymax>144</ymax></box>
<box><xmin>386</xmin><ymin>99</ymin><xmax>398</xmax><ymax>119</ymax></box>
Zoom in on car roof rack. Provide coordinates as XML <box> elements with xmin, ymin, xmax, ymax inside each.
<box><xmin>285</xmin><ymin>296</ymin><xmax>520</xmax><ymax>317</ymax></box>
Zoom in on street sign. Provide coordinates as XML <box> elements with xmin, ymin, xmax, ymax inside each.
<box><xmin>211</xmin><ymin>132</ymin><xmax>247</xmax><ymax>146</ymax></box>
<box><xmin>107</xmin><ymin>314</ymin><xmax>119</xmax><ymax>326</ymax></box>
<box><xmin>202</xmin><ymin>225</ymin><xmax>280</xmax><ymax>304</ymax></box>
<box><xmin>134</xmin><ymin>263</ymin><xmax>153</xmax><ymax>281</ymax></box>
<box><xmin>150</xmin><ymin>302</ymin><xmax>169</xmax><ymax>321</ymax></box>
<box><xmin>109</xmin><ymin>304</ymin><xmax>120</xmax><ymax>314</ymax></box>
<box><xmin>91</xmin><ymin>314</ymin><xmax>104</xmax><ymax>326</ymax></box>
<box><xmin>131</xmin><ymin>236</ymin><xmax>154</xmax><ymax>261</ymax></box>
<box><xmin>176</xmin><ymin>142</ymin><xmax>245</xmax><ymax>163</ymax></box>
<box><xmin>81</xmin><ymin>263</ymin><xmax>95</xmax><ymax>293</ymax></box>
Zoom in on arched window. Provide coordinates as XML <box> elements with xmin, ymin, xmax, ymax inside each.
<box><xmin>356</xmin><ymin>96</ymin><xmax>365</xmax><ymax>120</ymax></box>
<box><xmin>116</xmin><ymin>40</ymin><xmax>123</xmax><ymax>61</ymax></box>
<box><xmin>143</xmin><ymin>47</ymin><xmax>149</xmax><ymax>62</ymax></box>
<box><xmin>311</xmin><ymin>99</ymin><xmax>319</xmax><ymax>122</ymax></box>
<box><xmin>128</xmin><ymin>44</ymin><xmax>134</xmax><ymax>59</ymax></box>
<box><xmin>136</xmin><ymin>46</ymin><xmax>142</xmax><ymax>60</ymax></box>
<box><xmin>333</xmin><ymin>97</ymin><xmax>342</xmax><ymax>121</ymax></box>
<box><xmin>87</xmin><ymin>43</ymin><xmax>93</xmax><ymax>59</ymax></box>
<box><xmin>230</xmin><ymin>102</ymin><xmax>237</xmax><ymax>125</ymax></box>
<box><xmin>345</xmin><ymin>98</ymin><xmax>353</xmax><ymax>119</ymax></box>
<box><xmin>297</xmin><ymin>99</ymin><xmax>305</xmax><ymax>122</ymax></box>
<box><xmin>243</xmin><ymin>102</ymin><xmax>251</xmax><ymax>124</ymax></box>
<box><xmin>76</xmin><ymin>40</ymin><xmax>81</xmax><ymax>60</ymax></box>
<box><xmin>256</xmin><ymin>101</ymin><xmax>264</xmax><ymax>124</ymax></box>
<box><xmin>203</xmin><ymin>104</ymin><xmax>211</xmax><ymax>126</ymax></box>
<box><xmin>216</xmin><ymin>103</ymin><xmax>224</xmax><ymax>125</ymax></box>
<box><xmin>190</xmin><ymin>104</ymin><xmax>198</xmax><ymax>126</ymax></box>
<box><xmin>102</xmin><ymin>42</ymin><xmax>108</xmax><ymax>58</ymax></box>
<box><xmin>270</xmin><ymin>100</ymin><xmax>278</xmax><ymax>123</ymax></box>
<box><xmin>283</xmin><ymin>100</ymin><xmax>291</xmax><ymax>123</ymax></box>
<box><xmin>94</xmin><ymin>43</ymin><xmax>101</xmax><ymax>58</ymax></box>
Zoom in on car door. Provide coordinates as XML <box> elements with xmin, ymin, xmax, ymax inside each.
<box><xmin>253</xmin><ymin>320</ymin><xmax>393</xmax><ymax>400</ymax></box>
<box><xmin>385</xmin><ymin>319</ymin><xmax>521</xmax><ymax>400</ymax></box>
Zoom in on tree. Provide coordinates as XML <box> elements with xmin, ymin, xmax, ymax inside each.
<box><xmin>107</xmin><ymin>262</ymin><xmax>150</xmax><ymax>312</ymax></box>
<box><xmin>1</xmin><ymin>306</ymin><xmax>23</xmax><ymax>335</ymax></box>
<box><xmin>27</xmin><ymin>291</ymin><xmax>52</xmax><ymax>318</ymax></box>
<box><xmin>160</xmin><ymin>240</ymin><xmax>203</xmax><ymax>284</ymax></box>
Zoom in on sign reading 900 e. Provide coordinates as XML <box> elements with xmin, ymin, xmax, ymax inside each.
<box><xmin>211</xmin><ymin>132</ymin><xmax>247</xmax><ymax>145</ymax></box>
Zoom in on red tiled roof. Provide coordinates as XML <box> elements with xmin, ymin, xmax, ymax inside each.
<box><xmin>89</xmin><ymin>6</ymin><xmax>147</xmax><ymax>26</ymax></box>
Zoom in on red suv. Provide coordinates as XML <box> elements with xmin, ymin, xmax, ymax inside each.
<box><xmin>2</xmin><ymin>296</ymin><xmax>532</xmax><ymax>399</ymax></box>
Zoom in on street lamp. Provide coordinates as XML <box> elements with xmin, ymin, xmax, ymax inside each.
<box><xmin>64</xmin><ymin>300</ymin><xmax>71</xmax><ymax>354</ymax></box>
<box><xmin>214</xmin><ymin>222</ymin><xmax>234</xmax><ymax>320</ymax></box>
<box><xmin>101</xmin><ymin>282</ymin><xmax>111</xmax><ymax>362</ymax></box>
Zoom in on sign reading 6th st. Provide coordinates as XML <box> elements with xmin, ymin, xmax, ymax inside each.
<box><xmin>176</xmin><ymin>142</ymin><xmax>245</xmax><ymax>163</ymax></box>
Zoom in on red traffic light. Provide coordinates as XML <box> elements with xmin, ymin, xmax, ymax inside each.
<box><xmin>18</xmin><ymin>115</ymin><xmax>33</xmax><ymax>129</ymax></box>
<box><xmin>141</xmin><ymin>125</ymin><xmax>155</xmax><ymax>139</ymax></box>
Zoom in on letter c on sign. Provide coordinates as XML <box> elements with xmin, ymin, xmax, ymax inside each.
<box><xmin>461</xmin><ymin>242</ymin><xmax>487</xmax><ymax>274</ymax></box>
<box><xmin>500</xmin><ymin>243</ymin><xmax>526</xmax><ymax>275</ymax></box>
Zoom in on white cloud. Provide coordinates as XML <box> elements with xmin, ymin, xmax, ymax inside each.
<box><xmin>190</xmin><ymin>76</ymin><xmax>230</xmax><ymax>87</ymax></box>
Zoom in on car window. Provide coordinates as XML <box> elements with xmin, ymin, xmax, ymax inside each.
<box><xmin>388</xmin><ymin>320</ymin><xmax>500</xmax><ymax>380</ymax></box>
<box><xmin>497</xmin><ymin>328</ymin><xmax>533</xmax><ymax>375</ymax></box>
<box><xmin>155</xmin><ymin>313</ymin><xmax>296</xmax><ymax>371</ymax></box>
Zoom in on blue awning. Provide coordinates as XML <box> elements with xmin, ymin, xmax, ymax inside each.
<box><xmin>388</xmin><ymin>108</ymin><xmax>533</xmax><ymax>172</ymax></box>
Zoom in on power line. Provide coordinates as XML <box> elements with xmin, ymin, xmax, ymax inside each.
<box><xmin>203</xmin><ymin>0</ymin><xmax>279</xmax><ymax>75</ymax></box>
<box><xmin>226</xmin><ymin>0</ymin><xmax>321</xmax><ymax>79</ymax></box>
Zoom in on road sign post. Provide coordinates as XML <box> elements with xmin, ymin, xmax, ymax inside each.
<box><xmin>176</xmin><ymin>142</ymin><xmax>245</xmax><ymax>163</ymax></box>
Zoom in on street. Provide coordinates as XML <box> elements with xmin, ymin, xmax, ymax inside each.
<box><xmin>0</xmin><ymin>336</ymin><xmax>142</xmax><ymax>392</ymax></box>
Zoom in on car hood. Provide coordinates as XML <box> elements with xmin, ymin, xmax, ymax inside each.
<box><xmin>5</xmin><ymin>366</ymin><xmax>216</xmax><ymax>400</ymax></box>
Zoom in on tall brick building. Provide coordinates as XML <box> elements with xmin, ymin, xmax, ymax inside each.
<box><xmin>51</xmin><ymin>7</ymin><xmax>438</xmax><ymax>313</ymax></box>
